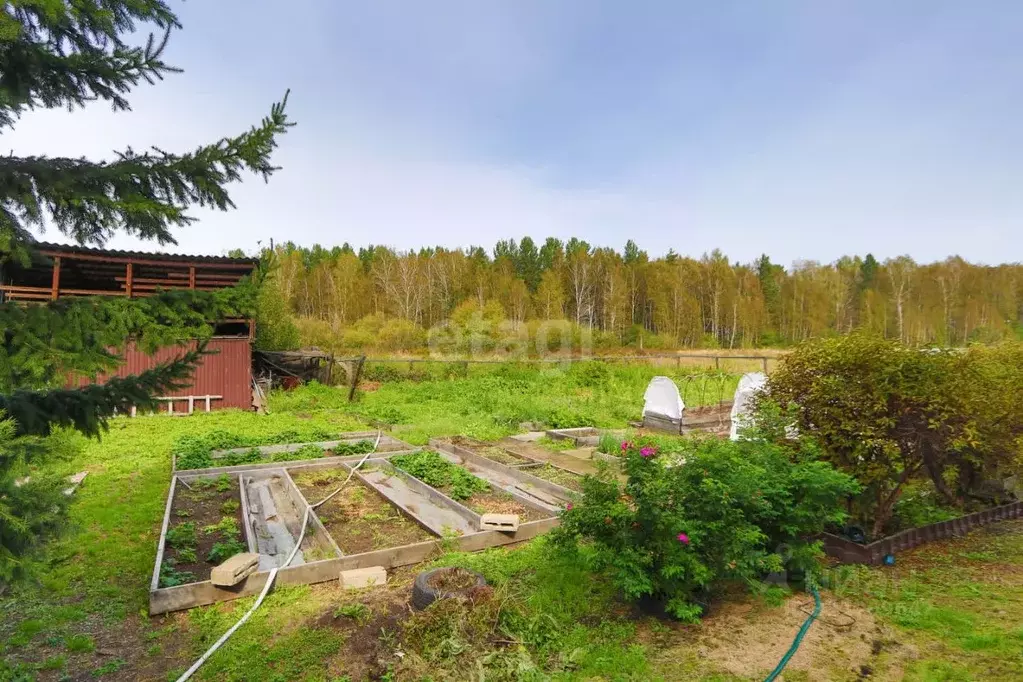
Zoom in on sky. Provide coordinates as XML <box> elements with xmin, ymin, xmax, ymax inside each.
<box><xmin>8</xmin><ymin>1</ymin><xmax>1023</xmax><ymax>267</ymax></box>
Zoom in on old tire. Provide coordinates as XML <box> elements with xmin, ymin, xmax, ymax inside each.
<box><xmin>412</xmin><ymin>567</ymin><xmax>486</xmax><ymax>611</ymax></box>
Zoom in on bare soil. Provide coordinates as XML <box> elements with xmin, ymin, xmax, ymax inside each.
<box><xmin>521</xmin><ymin>463</ymin><xmax>584</xmax><ymax>492</ymax></box>
<box><xmin>291</xmin><ymin>468</ymin><xmax>432</xmax><ymax>555</ymax></box>
<box><xmin>647</xmin><ymin>592</ymin><xmax>913</xmax><ymax>681</ymax></box>
<box><xmin>463</xmin><ymin>489</ymin><xmax>548</xmax><ymax>521</ymax></box>
<box><xmin>447</xmin><ymin>436</ymin><xmax>529</xmax><ymax>465</ymax></box>
<box><xmin>163</xmin><ymin>476</ymin><xmax>244</xmax><ymax>585</ymax></box>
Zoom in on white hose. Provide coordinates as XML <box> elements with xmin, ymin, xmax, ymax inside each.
<box><xmin>175</xmin><ymin>431</ymin><xmax>381</xmax><ymax>682</ymax></box>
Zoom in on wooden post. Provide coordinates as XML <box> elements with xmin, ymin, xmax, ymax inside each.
<box><xmin>714</xmin><ymin>356</ymin><xmax>720</xmax><ymax>371</ymax></box>
<box><xmin>762</xmin><ymin>357</ymin><xmax>768</xmax><ymax>373</ymax></box>
<box><xmin>205</xmin><ymin>396</ymin><xmax>212</xmax><ymax>412</ymax></box>
<box><xmin>167</xmin><ymin>400</ymin><xmax>173</xmax><ymax>415</ymax></box>
<box><xmin>348</xmin><ymin>355</ymin><xmax>366</xmax><ymax>402</ymax></box>
<box><xmin>188</xmin><ymin>266</ymin><xmax>196</xmax><ymax>289</ymax></box>
<box><xmin>50</xmin><ymin>256</ymin><xmax>61</xmax><ymax>299</ymax></box>
<box><xmin>125</xmin><ymin>261</ymin><xmax>134</xmax><ymax>298</ymax></box>
<box><xmin>188</xmin><ymin>397</ymin><xmax>195</xmax><ymax>414</ymax></box>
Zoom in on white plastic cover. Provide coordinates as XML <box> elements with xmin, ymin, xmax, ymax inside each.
<box><xmin>729</xmin><ymin>372</ymin><xmax>767</xmax><ymax>440</ymax></box>
<box><xmin>642</xmin><ymin>376</ymin><xmax>684</xmax><ymax>421</ymax></box>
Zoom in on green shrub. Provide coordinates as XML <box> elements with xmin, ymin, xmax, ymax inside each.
<box><xmin>390</xmin><ymin>451</ymin><xmax>490</xmax><ymax>501</ymax></box>
<box><xmin>553</xmin><ymin>436</ymin><xmax>857</xmax><ymax>621</ymax></box>
<box><xmin>763</xmin><ymin>335</ymin><xmax>1023</xmax><ymax>537</ymax></box>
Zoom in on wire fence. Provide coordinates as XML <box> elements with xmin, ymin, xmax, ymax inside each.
<box><xmin>363</xmin><ymin>353</ymin><xmax>777</xmax><ymax>374</ymax></box>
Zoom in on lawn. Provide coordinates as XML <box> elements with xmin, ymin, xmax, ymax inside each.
<box><xmin>2</xmin><ymin>365</ymin><xmax>1022</xmax><ymax>681</ymax></box>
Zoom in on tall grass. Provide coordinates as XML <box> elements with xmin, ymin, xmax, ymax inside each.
<box><xmin>273</xmin><ymin>361</ymin><xmax>742</xmax><ymax>444</ymax></box>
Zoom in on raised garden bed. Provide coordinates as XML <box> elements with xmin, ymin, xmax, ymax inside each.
<box><xmin>151</xmin><ymin>447</ymin><xmax>565</xmax><ymax>615</ymax></box>
<box><xmin>545</xmin><ymin>427</ymin><xmax>601</xmax><ymax>447</ymax></box>
<box><xmin>462</xmin><ymin>488</ymin><xmax>548</xmax><ymax>522</ymax></box>
<box><xmin>161</xmin><ymin>474</ymin><xmax>246</xmax><ymax>587</ymax></box>
<box><xmin>200</xmin><ymin>432</ymin><xmax>418</xmax><ymax>469</ymax></box>
<box><xmin>519</xmin><ymin>463</ymin><xmax>584</xmax><ymax>492</ymax></box>
<box><xmin>448</xmin><ymin>436</ymin><xmax>530</xmax><ymax>466</ymax></box>
<box><xmin>290</xmin><ymin>468</ymin><xmax>432</xmax><ymax>554</ymax></box>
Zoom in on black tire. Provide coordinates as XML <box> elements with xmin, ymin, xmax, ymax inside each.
<box><xmin>411</xmin><ymin>568</ymin><xmax>486</xmax><ymax>611</ymax></box>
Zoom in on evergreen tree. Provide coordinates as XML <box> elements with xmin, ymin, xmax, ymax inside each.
<box><xmin>755</xmin><ymin>254</ymin><xmax>783</xmax><ymax>332</ymax></box>
<box><xmin>516</xmin><ymin>236</ymin><xmax>542</xmax><ymax>293</ymax></box>
<box><xmin>0</xmin><ymin>0</ymin><xmax>292</xmax><ymax>578</ymax></box>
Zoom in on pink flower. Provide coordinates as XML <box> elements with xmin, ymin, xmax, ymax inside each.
<box><xmin>677</xmin><ymin>533</ymin><xmax>690</xmax><ymax>545</ymax></box>
<box><xmin>620</xmin><ymin>441</ymin><xmax>631</xmax><ymax>452</ymax></box>
<box><xmin>565</xmin><ymin>503</ymin><xmax>573</xmax><ymax>511</ymax></box>
<box><xmin>640</xmin><ymin>446</ymin><xmax>656</xmax><ymax>457</ymax></box>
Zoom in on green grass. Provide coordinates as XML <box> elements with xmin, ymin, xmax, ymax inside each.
<box><xmin>830</xmin><ymin>521</ymin><xmax>1023</xmax><ymax>680</ymax></box>
<box><xmin>276</xmin><ymin>362</ymin><xmax>741</xmax><ymax>444</ymax></box>
<box><xmin>3</xmin><ymin>367</ymin><xmax>1023</xmax><ymax>681</ymax></box>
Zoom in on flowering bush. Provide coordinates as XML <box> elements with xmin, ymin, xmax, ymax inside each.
<box><xmin>552</xmin><ymin>436</ymin><xmax>857</xmax><ymax>621</ymax></box>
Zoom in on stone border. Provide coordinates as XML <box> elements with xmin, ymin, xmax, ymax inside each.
<box><xmin>823</xmin><ymin>500</ymin><xmax>1023</xmax><ymax>565</ymax></box>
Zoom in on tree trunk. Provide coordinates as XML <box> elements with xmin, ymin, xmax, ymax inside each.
<box><xmin>920</xmin><ymin>439</ymin><xmax>959</xmax><ymax>506</ymax></box>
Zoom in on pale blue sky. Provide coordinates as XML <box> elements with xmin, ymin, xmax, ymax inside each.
<box><xmin>10</xmin><ymin>1</ymin><xmax>1023</xmax><ymax>266</ymax></box>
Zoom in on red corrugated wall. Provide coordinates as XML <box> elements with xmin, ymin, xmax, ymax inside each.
<box><xmin>70</xmin><ymin>337</ymin><xmax>252</xmax><ymax>410</ymax></box>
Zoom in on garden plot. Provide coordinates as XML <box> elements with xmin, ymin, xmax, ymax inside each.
<box><xmin>151</xmin><ymin>449</ymin><xmax>562</xmax><ymax>615</ymax></box>
<box><xmin>206</xmin><ymin>432</ymin><xmax>417</xmax><ymax>466</ymax></box>
<box><xmin>431</xmin><ymin>440</ymin><xmax>578</xmax><ymax>511</ymax></box>
<box><xmin>389</xmin><ymin>450</ymin><xmax>553</xmax><ymax>523</ymax></box>
<box><xmin>518</xmin><ymin>463</ymin><xmax>584</xmax><ymax>492</ymax></box>
<box><xmin>289</xmin><ymin>467</ymin><xmax>433</xmax><ymax>554</ymax></box>
<box><xmin>160</xmin><ymin>474</ymin><xmax>246</xmax><ymax>587</ymax></box>
<box><xmin>446</xmin><ymin>435</ymin><xmax>533</xmax><ymax>466</ymax></box>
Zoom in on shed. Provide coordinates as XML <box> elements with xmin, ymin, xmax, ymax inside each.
<box><xmin>2</xmin><ymin>242</ymin><xmax>258</xmax><ymax>411</ymax></box>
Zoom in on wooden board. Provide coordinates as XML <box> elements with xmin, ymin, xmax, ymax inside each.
<box><xmin>149</xmin><ymin>517</ymin><xmax>559</xmax><ymax>614</ymax></box>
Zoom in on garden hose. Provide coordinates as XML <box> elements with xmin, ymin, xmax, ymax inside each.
<box><xmin>763</xmin><ymin>584</ymin><xmax>821</xmax><ymax>682</ymax></box>
<box><xmin>175</xmin><ymin>432</ymin><xmax>381</xmax><ymax>682</ymax></box>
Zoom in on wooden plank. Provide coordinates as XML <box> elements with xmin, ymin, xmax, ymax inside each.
<box><xmin>188</xmin><ymin>266</ymin><xmax>196</xmax><ymax>289</ymax></box>
<box><xmin>125</xmin><ymin>262</ymin><xmax>133</xmax><ymax>298</ymax></box>
<box><xmin>237</xmin><ymin>473</ymin><xmax>258</xmax><ymax>554</ymax></box>
<box><xmin>150</xmin><ymin>477</ymin><xmax>178</xmax><ymax>592</ymax></box>
<box><xmin>37</xmin><ymin>248</ymin><xmax>257</xmax><ymax>270</ymax></box>
<box><xmin>148</xmin><ymin>517</ymin><xmax>559</xmax><ymax>615</ymax></box>
<box><xmin>281</xmin><ymin>468</ymin><xmax>344</xmax><ymax>559</ymax></box>
<box><xmin>210</xmin><ymin>435</ymin><xmax>415</xmax><ymax>459</ymax></box>
<box><xmin>358</xmin><ymin>462</ymin><xmax>476</xmax><ymax>536</ymax></box>
<box><xmin>175</xmin><ymin>451</ymin><xmax>410</xmax><ymax>478</ymax></box>
<box><xmin>50</xmin><ymin>256</ymin><xmax>60</xmax><ymax>299</ymax></box>
<box><xmin>387</xmin><ymin>463</ymin><xmax>482</xmax><ymax>528</ymax></box>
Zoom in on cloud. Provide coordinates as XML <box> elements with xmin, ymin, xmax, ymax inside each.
<box><xmin>5</xmin><ymin>0</ymin><xmax>1023</xmax><ymax>268</ymax></box>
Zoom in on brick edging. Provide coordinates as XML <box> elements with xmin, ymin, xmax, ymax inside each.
<box><xmin>822</xmin><ymin>500</ymin><xmax>1023</xmax><ymax>565</ymax></box>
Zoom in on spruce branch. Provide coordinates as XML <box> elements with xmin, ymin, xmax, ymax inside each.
<box><xmin>0</xmin><ymin>92</ymin><xmax>293</xmax><ymax>246</ymax></box>
<box><xmin>0</xmin><ymin>345</ymin><xmax>207</xmax><ymax>437</ymax></box>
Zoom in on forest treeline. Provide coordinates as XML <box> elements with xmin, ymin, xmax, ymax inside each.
<box><xmin>251</xmin><ymin>237</ymin><xmax>1023</xmax><ymax>352</ymax></box>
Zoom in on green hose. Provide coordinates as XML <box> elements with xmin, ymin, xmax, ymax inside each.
<box><xmin>764</xmin><ymin>585</ymin><xmax>821</xmax><ymax>682</ymax></box>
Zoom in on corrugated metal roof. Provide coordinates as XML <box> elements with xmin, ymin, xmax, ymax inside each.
<box><xmin>33</xmin><ymin>242</ymin><xmax>259</xmax><ymax>265</ymax></box>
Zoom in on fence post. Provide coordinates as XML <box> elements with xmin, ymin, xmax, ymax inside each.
<box><xmin>714</xmin><ymin>356</ymin><xmax>720</xmax><ymax>371</ymax></box>
<box><xmin>762</xmin><ymin>357</ymin><xmax>768</xmax><ymax>373</ymax></box>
